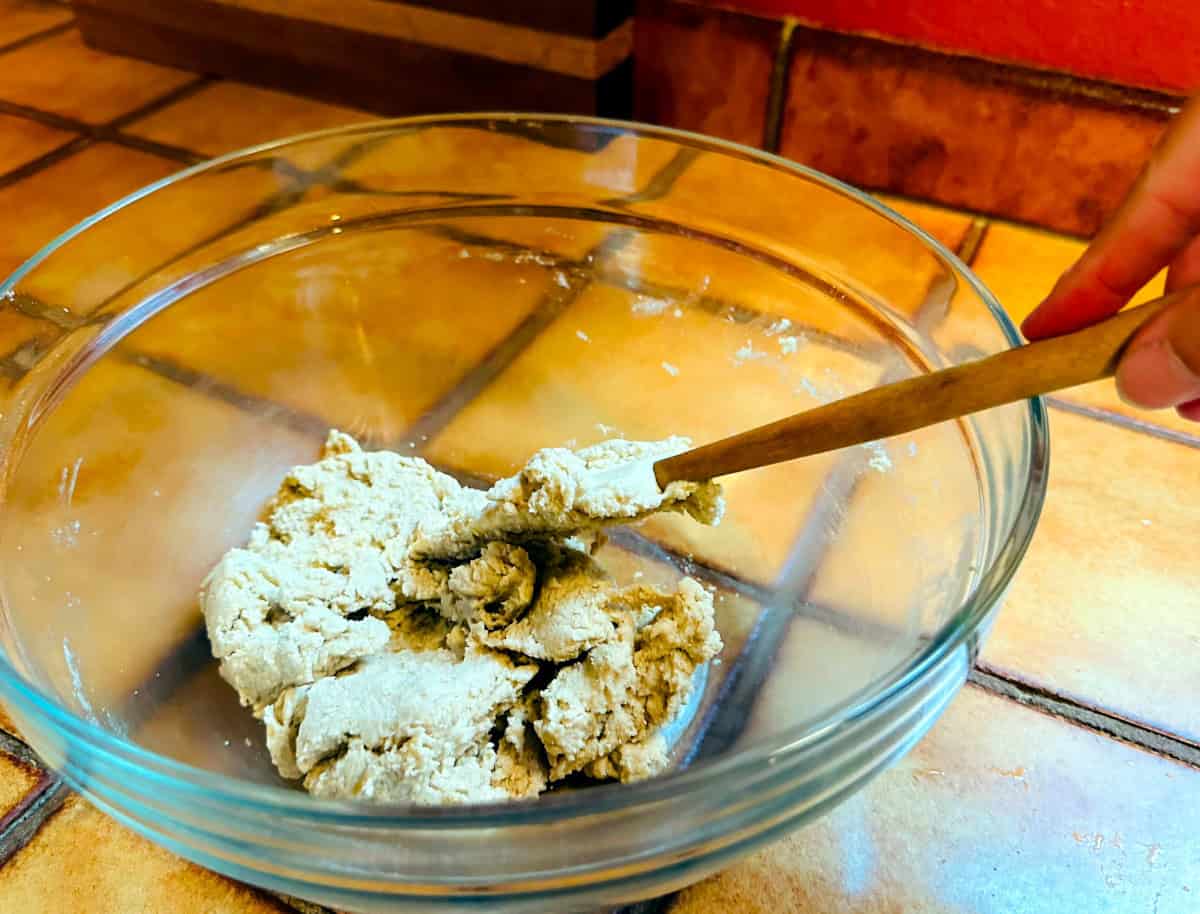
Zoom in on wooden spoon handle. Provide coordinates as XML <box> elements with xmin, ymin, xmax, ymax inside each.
<box><xmin>655</xmin><ymin>298</ymin><xmax>1169</xmax><ymax>485</ymax></box>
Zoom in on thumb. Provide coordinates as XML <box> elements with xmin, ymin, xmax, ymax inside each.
<box><xmin>1115</xmin><ymin>285</ymin><xmax>1200</xmax><ymax>409</ymax></box>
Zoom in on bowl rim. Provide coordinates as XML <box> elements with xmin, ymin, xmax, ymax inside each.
<box><xmin>0</xmin><ymin>112</ymin><xmax>1050</xmax><ymax>828</ymax></box>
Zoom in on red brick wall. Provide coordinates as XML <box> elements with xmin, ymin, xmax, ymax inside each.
<box><xmin>710</xmin><ymin>0</ymin><xmax>1200</xmax><ymax>93</ymax></box>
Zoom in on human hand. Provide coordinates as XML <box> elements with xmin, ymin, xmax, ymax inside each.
<box><xmin>1022</xmin><ymin>93</ymin><xmax>1200</xmax><ymax>422</ymax></box>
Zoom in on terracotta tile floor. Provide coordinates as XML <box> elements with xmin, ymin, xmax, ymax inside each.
<box><xmin>0</xmin><ymin>16</ymin><xmax>1197</xmax><ymax>914</ymax></box>
<box><xmin>0</xmin><ymin>143</ymin><xmax>180</xmax><ymax>281</ymax></box>
<box><xmin>0</xmin><ymin>0</ymin><xmax>71</xmax><ymax>49</ymax></box>
<box><xmin>0</xmin><ymin>29</ymin><xmax>194</xmax><ymax>124</ymax></box>
<box><xmin>0</xmin><ymin>111</ymin><xmax>75</xmax><ymax>175</ymax></box>
<box><xmin>980</xmin><ymin>409</ymin><xmax>1200</xmax><ymax>741</ymax></box>
<box><xmin>125</xmin><ymin>81</ymin><xmax>370</xmax><ymax>158</ymax></box>
<box><xmin>674</xmin><ymin>686</ymin><xmax>1200</xmax><ymax>914</ymax></box>
<box><xmin>0</xmin><ymin>795</ymin><xmax>293</xmax><ymax>913</ymax></box>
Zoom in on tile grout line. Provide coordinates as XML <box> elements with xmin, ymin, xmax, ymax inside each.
<box><xmin>0</xmin><ymin>776</ymin><xmax>70</xmax><ymax>867</ymax></box>
<box><xmin>0</xmin><ymin>97</ymin><xmax>95</xmax><ymax>136</ymax></box>
<box><xmin>761</xmin><ymin>18</ymin><xmax>797</xmax><ymax>154</ymax></box>
<box><xmin>607</xmin><ymin>146</ymin><xmax>701</xmax><ymax>205</ymax></box>
<box><xmin>0</xmin><ymin>768</ymin><xmax>52</xmax><ymax>837</ymax></box>
<box><xmin>0</xmin><ymin>74</ymin><xmax>215</xmax><ymax>185</ymax></box>
<box><xmin>397</xmin><ymin>231</ymin><xmax>633</xmax><ymax>446</ymax></box>
<box><xmin>102</xmin><ymin>132</ymin><xmax>204</xmax><ymax>166</ymax></box>
<box><xmin>0</xmin><ymin>727</ymin><xmax>46</xmax><ymax>774</ymax></box>
<box><xmin>956</xmin><ymin>217</ymin><xmax>990</xmax><ymax>268</ymax></box>
<box><xmin>0</xmin><ymin>135</ymin><xmax>94</xmax><ymax>191</ymax></box>
<box><xmin>0</xmin><ymin>20</ymin><xmax>74</xmax><ymax>58</ymax></box>
<box><xmin>969</xmin><ymin>668</ymin><xmax>1200</xmax><ymax>770</ymax></box>
<box><xmin>862</xmin><ymin>183</ymin><xmax>1103</xmax><ymax>243</ymax></box>
<box><xmin>107</xmin><ymin>74</ymin><xmax>216</xmax><ymax>129</ymax></box>
<box><xmin>1046</xmin><ymin>395</ymin><xmax>1200</xmax><ymax>449</ymax></box>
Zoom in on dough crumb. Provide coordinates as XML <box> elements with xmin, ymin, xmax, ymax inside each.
<box><xmin>202</xmin><ymin>431</ymin><xmax>724</xmax><ymax>805</ymax></box>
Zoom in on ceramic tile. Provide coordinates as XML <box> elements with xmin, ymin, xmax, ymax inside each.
<box><xmin>6</xmin><ymin>148</ymin><xmax>314</xmax><ymax>315</ymax></box>
<box><xmin>778</xmin><ymin>27</ymin><xmax>1168</xmax><ymax>236</ymax></box>
<box><xmin>596</xmin><ymin>230</ymin><xmax>905</xmax><ymax>346</ymax></box>
<box><xmin>428</xmin><ymin>278</ymin><xmax>885</xmax><ymax>584</ymax></box>
<box><xmin>339</xmin><ymin>125</ymin><xmax>680</xmax><ymax>212</ymax></box>
<box><xmin>0</xmin><ymin>29</ymin><xmax>193</xmax><ymax>124</ymax></box>
<box><xmin>0</xmin><ymin>1</ymin><xmax>71</xmax><ymax>49</ymax></box>
<box><xmin>872</xmin><ymin>193</ymin><xmax>973</xmax><ymax>255</ymax></box>
<box><xmin>980</xmin><ymin>409</ymin><xmax>1200</xmax><ymax>743</ymax></box>
<box><xmin>326</xmin><ymin>126</ymin><xmax>681</xmax><ymax>263</ymax></box>
<box><xmin>2</xmin><ymin>358</ymin><xmax>317</xmax><ymax>725</ymax></box>
<box><xmin>125</xmin><ymin>81</ymin><xmax>370</xmax><ymax>158</ymax></box>
<box><xmin>674</xmin><ymin>685</ymin><xmax>1200</xmax><ymax>914</ymax></box>
<box><xmin>634</xmin><ymin>0</ymin><xmax>780</xmax><ymax>147</ymax></box>
<box><xmin>971</xmin><ymin>220</ymin><xmax>1166</xmax><ymax>326</ymax></box>
<box><xmin>126</xmin><ymin>228</ymin><xmax>558</xmax><ymax>442</ymax></box>
<box><xmin>971</xmin><ymin>220</ymin><xmax>1199</xmax><ymax>435</ymax></box>
<box><xmin>0</xmin><ymin>794</ymin><xmax>293</xmax><ymax>913</ymax></box>
<box><xmin>631</xmin><ymin>152</ymin><xmax>968</xmax><ymax>327</ymax></box>
<box><xmin>0</xmin><ymin>143</ymin><xmax>179</xmax><ymax>282</ymax></box>
<box><xmin>0</xmin><ymin>112</ymin><xmax>76</xmax><ymax>176</ymax></box>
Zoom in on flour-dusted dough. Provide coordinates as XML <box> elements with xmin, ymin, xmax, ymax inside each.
<box><xmin>412</xmin><ymin>437</ymin><xmax>723</xmax><ymax>560</ymax></box>
<box><xmin>536</xmin><ymin>578</ymin><xmax>722</xmax><ymax>781</ymax></box>
<box><xmin>201</xmin><ymin>431</ymin><xmax>724</xmax><ymax>806</ymax></box>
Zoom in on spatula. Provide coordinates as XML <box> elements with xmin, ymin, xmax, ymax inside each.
<box><xmin>652</xmin><ymin>298</ymin><xmax>1167</xmax><ymax>487</ymax></box>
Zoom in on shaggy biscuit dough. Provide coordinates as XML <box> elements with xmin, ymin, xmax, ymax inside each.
<box><xmin>412</xmin><ymin>437</ymin><xmax>723</xmax><ymax>560</ymax></box>
<box><xmin>202</xmin><ymin>431</ymin><xmax>724</xmax><ymax>805</ymax></box>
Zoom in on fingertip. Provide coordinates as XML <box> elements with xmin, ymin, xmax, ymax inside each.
<box><xmin>1177</xmin><ymin>398</ymin><xmax>1200</xmax><ymax>422</ymax></box>
<box><xmin>1117</xmin><ymin>335</ymin><xmax>1200</xmax><ymax>410</ymax></box>
<box><xmin>1020</xmin><ymin>304</ymin><xmax>1052</xmax><ymax>341</ymax></box>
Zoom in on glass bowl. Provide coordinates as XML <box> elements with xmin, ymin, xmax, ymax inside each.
<box><xmin>0</xmin><ymin>115</ymin><xmax>1047</xmax><ymax>913</ymax></box>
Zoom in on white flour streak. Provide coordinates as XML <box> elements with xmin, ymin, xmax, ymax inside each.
<box><xmin>63</xmin><ymin>637</ymin><xmax>97</xmax><ymax>722</ymax></box>
<box><xmin>632</xmin><ymin>295</ymin><xmax>670</xmax><ymax>316</ymax></box>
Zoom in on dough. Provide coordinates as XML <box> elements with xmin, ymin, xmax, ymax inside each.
<box><xmin>412</xmin><ymin>437</ymin><xmax>723</xmax><ymax>560</ymax></box>
<box><xmin>202</xmin><ymin>431</ymin><xmax>724</xmax><ymax>805</ymax></box>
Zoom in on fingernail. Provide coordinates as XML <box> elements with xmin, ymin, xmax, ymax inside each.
<box><xmin>1117</xmin><ymin>338</ymin><xmax>1200</xmax><ymax>409</ymax></box>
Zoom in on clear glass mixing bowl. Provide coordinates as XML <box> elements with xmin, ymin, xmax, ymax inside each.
<box><xmin>0</xmin><ymin>116</ymin><xmax>1047</xmax><ymax>913</ymax></box>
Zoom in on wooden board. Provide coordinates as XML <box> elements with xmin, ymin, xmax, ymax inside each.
<box><xmin>72</xmin><ymin>0</ymin><xmax>634</xmax><ymax>117</ymax></box>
